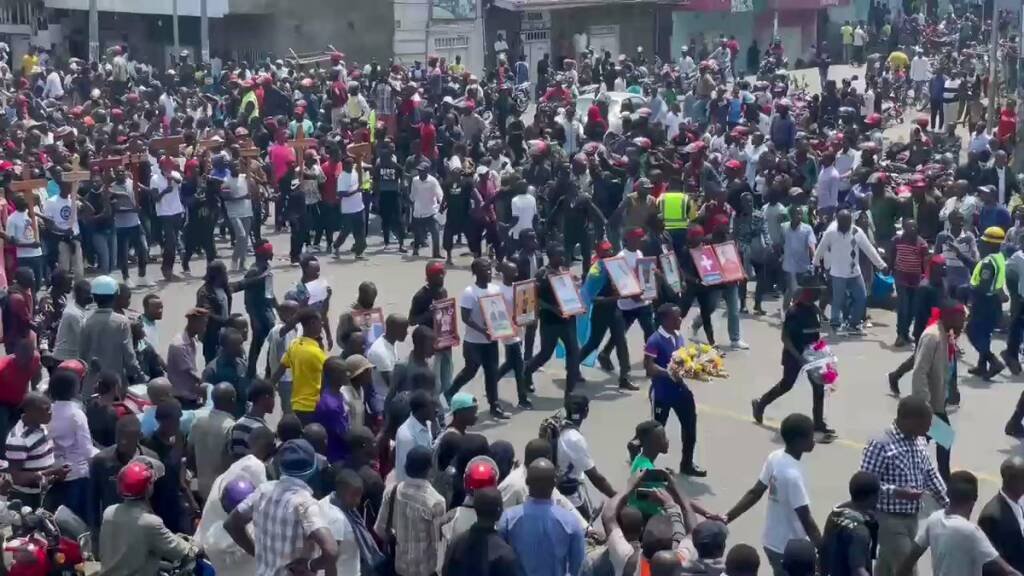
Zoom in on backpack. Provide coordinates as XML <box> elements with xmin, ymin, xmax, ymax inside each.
<box><xmin>538</xmin><ymin>412</ymin><xmax>580</xmax><ymax>495</ymax></box>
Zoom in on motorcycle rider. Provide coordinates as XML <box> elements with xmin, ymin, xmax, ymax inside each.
<box><xmin>99</xmin><ymin>457</ymin><xmax>194</xmax><ymax>576</ymax></box>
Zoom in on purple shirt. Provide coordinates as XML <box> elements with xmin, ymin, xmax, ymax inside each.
<box><xmin>645</xmin><ymin>328</ymin><xmax>687</xmax><ymax>403</ymax></box>
<box><xmin>314</xmin><ymin>388</ymin><xmax>349</xmax><ymax>463</ymax></box>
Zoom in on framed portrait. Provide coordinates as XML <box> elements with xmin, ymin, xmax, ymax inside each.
<box><xmin>431</xmin><ymin>298</ymin><xmax>461</xmax><ymax>349</ymax></box>
<box><xmin>351</xmin><ymin>308</ymin><xmax>385</xmax><ymax>351</ymax></box>
<box><xmin>690</xmin><ymin>245</ymin><xmax>724</xmax><ymax>285</ymax></box>
<box><xmin>549</xmin><ymin>272</ymin><xmax>586</xmax><ymax>316</ymax></box>
<box><xmin>513</xmin><ymin>280</ymin><xmax>537</xmax><ymax>326</ymax></box>
<box><xmin>637</xmin><ymin>257</ymin><xmax>658</xmax><ymax>300</ymax></box>
<box><xmin>714</xmin><ymin>241</ymin><xmax>746</xmax><ymax>283</ymax></box>
<box><xmin>480</xmin><ymin>294</ymin><xmax>516</xmax><ymax>340</ymax></box>
<box><xmin>659</xmin><ymin>252</ymin><xmax>682</xmax><ymax>293</ymax></box>
<box><xmin>603</xmin><ymin>256</ymin><xmax>642</xmax><ymax>297</ymax></box>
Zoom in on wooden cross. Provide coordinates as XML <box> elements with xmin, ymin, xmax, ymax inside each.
<box><xmin>289</xmin><ymin>124</ymin><xmax>316</xmax><ymax>157</ymax></box>
<box><xmin>196</xmin><ymin>138</ymin><xmax>224</xmax><ymax>155</ymax></box>
<box><xmin>150</xmin><ymin>135</ymin><xmax>185</xmax><ymax>156</ymax></box>
<box><xmin>239</xmin><ymin>147</ymin><xmax>261</xmax><ymax>159</ymax></box>
<box><xmin>125</xmin><ymin>153</ymin><xmax>149</xmax><ymax>202</ymax></box>
<box><xmin>9</xmin><ymin>177</ymin><xmax>48</xmax><ymax>235</ymax></box>
<box><xmin>61</xmin><ymin>171</ymin><xmax>92</xmax><ymax>231</ymax></box>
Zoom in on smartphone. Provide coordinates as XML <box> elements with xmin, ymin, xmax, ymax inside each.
<box><xmin>640</xmin><ymin>468</ymin><xmax>670</xmax><ymax>484</ymax></box>
<box><xmin>635</xmin><ymin>487</ymin><xmax>657</xmax><ymax>501</ymax></box>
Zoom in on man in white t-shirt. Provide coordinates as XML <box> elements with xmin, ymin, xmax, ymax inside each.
<box><xmin>367</xmin><ymin>312</ymin><xmax>407</xmax><ymax>406</ymax></box>
<box><xmin>150</xmin><ymin>158</ymin><xmax>186</xmax><ymax>280</ymax></box>
<box><xmin>409</xmin><ymin>162</ymin><xmax>443</xmax><ymax>258</ymax></box>
<box><xmin>900</xmin><ymin>470</ymin><xmax>1017</xmax><ymax>576</ymax></box>
<box><xmin>555</xmin><ymin>395</ymin><xmax>617</xmax><ymax>518</ymax></box>
<box><xmin>509</xmin><ymin>183</ymin><xmax>537</xmax><ymax>251</ymax></box>
<box><xmin>600</xmin><ymin>227</ymin><xmax>654</xmax><ymax>366</ymax></box>
<box><xmin>158</xmin><ymin>85</ymin><xmax>176</xmax><ymax>127</ymax></box>
<box><xmin>221</xmin><ymin>162</ymin><xmax>254</xmax><ymax>271</ymax></box>
<box><xmin>445</xmin><ymin>258</ymin><xmax>509</xmax><ymax>419</ymax></box>
<box><xmin>42</xmin><ymin>180</ymin><xmax>84</xmax><ymax>278</ymax></box>
<box><xmin>9</xmin><ymin>193</ymin><xmax>44</xmax><ymax>288</ymax></box>
<box><xmin>333</xmin><ymin>156</ymin><xmax>367</xmax><ymax>259</ymax></box>
<box><xmin>723</xmin><ymin>413</ymin><xmax>820</xmax><ymax>574</ymax></box>
<box><xmin>319</xmin><ymin>469</ymin><xmax>363</xmax><ymax>576</ymax></box>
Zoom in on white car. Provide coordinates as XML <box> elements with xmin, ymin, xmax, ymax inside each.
<box><xmin>575</xmin><ymin>90</ymin><xmax>648</xmax><ymax>134</ymax></box>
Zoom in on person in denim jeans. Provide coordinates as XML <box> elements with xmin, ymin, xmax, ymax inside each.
<box><xmin>84</xmin><ymin>183</ymin><xmax>116</xmax><ymax>275</ymax></box>
<box><xmin>497</xmin><ymin>262</ymin><xmax>530</xmax><ymax>407</ymax></box>
<box><xmin>813</xmin><ymin>210</ymin><xmax>887</xmax><ymax>334</ymax></box>
<box><xmin>222</xmin><ymin>163</ymin><xmax>254</xmax><ymax>272</ymax></box>
<box><xmin>108</xmin><ymin>168</ymin><xmax>150</xmax><ymax>287</ymax></box>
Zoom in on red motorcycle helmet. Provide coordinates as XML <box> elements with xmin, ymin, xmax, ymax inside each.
<box><xmin>117</xmin><ymin>459</ymin><xmax>156</xmax><ymax>499</ymax></box>
<box><xmin>464</xmin><ymin>456</ymin><xmax>498</xmax><ymax>493</ymax></box>
<box><xmin>865</xmin><ymin>113</ymin><xmax>883</xmax><ymax>127</ymax></box>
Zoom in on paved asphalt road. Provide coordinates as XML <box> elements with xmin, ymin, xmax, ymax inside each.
<box><xmin>129</xmin><ymin>64</ymin><xmax>1005</xmax><ymax>569</ymax></box>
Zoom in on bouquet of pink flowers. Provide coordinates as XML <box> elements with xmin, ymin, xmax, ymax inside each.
<box><xmin>801</xmin><ymin>339</ymin><xmax>839</xmax><ymax>390</ymax></box>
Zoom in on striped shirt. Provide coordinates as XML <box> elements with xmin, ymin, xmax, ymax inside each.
<box><xmin>892</xmin><ymin>235</ymin><xmax>929</xmax><ymax>287</ymax></box>
<box><xmin>230</xmin><ymin>414</ymin><xmax>269</xmax><ymax>458</ymax></box>
<box><xmin>6</xmin><ymin>421</ymin><xmax>55</xmax><ymax>494</ymax></box>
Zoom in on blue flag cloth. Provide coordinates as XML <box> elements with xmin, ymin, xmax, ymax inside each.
<box><xmin>557</xmin><ymin>260</ymin><xmax>606</xmax><ymax>365</ymax></box>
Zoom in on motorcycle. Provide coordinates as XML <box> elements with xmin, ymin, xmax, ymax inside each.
<box><xmin>2</xmin><ymin>501</ymin><xmax>90</xmax><ymax>576</ymax></box>
<box><xmin>512</xmin><ymin>82</ymin><xmax>531</xmax><ymax>114</ymax></box>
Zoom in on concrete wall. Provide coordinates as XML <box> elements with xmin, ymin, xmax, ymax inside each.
<box><xmin>671</xmin><ymin>10</ymin><xmax>756</xmax><ymax>64</ymax></box>
<box><xmin>549</xmin><ymin>4</ymin><xmax>658</xmax><ymax>60</ymax></box>
<box><xmin>216</xmin><ymin>0</ymin><xmax>395</xmax><ymax>65</ymax></box>
<box><xmin>45</xmin><ymin>0</ymin><xmax>229</xmax><ymax>17</ymax></box>
<box><xmin>393</xmin><ymin>0</ymin><xmax>484</xmax><ymax>73</ymax></box>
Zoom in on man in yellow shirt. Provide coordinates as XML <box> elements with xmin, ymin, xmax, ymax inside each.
<box><xmin>270</xmin><ymin>308</ymin><xmax>328</xmax><ymax>424</ymax></box>
<box><xmin>20</xmin><ymin>46</ymin><xmax>38</xmax><ymax>78</ymax></box>
<box><xmin>840</xmin><ymin>21</ymin><xmax>854</xmax><ymax>64</ymax></box>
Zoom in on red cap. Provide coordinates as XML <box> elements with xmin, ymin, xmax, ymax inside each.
<box><xmin>111</xmin><ymin>108</ymin><xmax>124</xmax><ymax>119</ymax></box>
<box><xmin>126</xmin><ymin>93</ymin><xmax>140</xmax><ymax>104</ymax></box>
<box><xmin>425</xmin><ymin>261</ymin><xmax>446</xmax><ymax>278</ymax></box>
<box><xmin>117</xmin><ymin>461</ymin><xmax>154</xmax><ymax>499</ymax></box>
<box><xmin>463</xmin><ymin>101</ymin><xmax>475</xmax><ymax>112</ymax></box>
<box><xmin>57</xmin><ymin>359</ymin><xmax>87</xmax><ymax>379</ymax></box>
<box><xmin>724</xmin><ymin>159</ymin><xmax>742</xmax><ymax>171</ymax></box>
<box><xmin>865</xmin><ymin>113</ymin><xmax>882</xmax><ymax>126</ymax></box>
<box><xmin>330</xmin><ymin>52</ymin><xmax>344</xmax><ymax>63</ymax></box>
<box><xmin>625</xmin><ymin>227</ymin><xmax>646</xmax><ymax>241</ymax></box>
<box><xmin>255</xmin><ymin>242</ymin><xmax>274</xmax><ymax>258</ymax></box>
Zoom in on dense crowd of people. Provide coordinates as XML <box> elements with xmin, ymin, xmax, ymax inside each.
<box><xmin>0</xmin><ymin>0</ymin><xmax>1024</xmax><ymax>574</ymax></box>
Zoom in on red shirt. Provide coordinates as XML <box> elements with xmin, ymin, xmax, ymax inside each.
<box><xmin>420</xmin><ymin>122</ymin><xmax>437</xmax><ymax>160</ymax></box>
<box><xmin>893</xmin><ymin>234</ymin><xmax>929</xmax><ymax>287</ymax></box>
<box><xmin>0</xmin><ymin>353</ymin><xmax>40</xmax><ymax>407</ymax></box>
<box><xmin>2</xmin><ymin>289</ymin><xmax>33</xmax><ymax>345</ymax></box>
<box><xmin>321</xmin><ymin>159</ymin><xmax>341</xmax><ymax>204</ymax></box>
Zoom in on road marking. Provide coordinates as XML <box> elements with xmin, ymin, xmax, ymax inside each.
<box><xmin>696</xmin><ymin>403</ymin><xmax>1000</xmax><ymax>484</ymax></box>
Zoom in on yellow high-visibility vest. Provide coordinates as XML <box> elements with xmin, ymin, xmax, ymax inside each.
<box><xmin>970</xmin><ymin>253</ymin><xmax>1006</xmax><ymax>292</ymax></box>
<box><xmin>660</xmin><ymin>192</ymin><xmax>691</xmax><ymax>230</ymax></box>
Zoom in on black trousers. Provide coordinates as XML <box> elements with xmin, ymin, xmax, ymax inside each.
<box><xmin>581</xmin><ymin>304</ymin><xmax>629</xmax><ymax>379</ymax></box>
<box><xmin>248</xmin><ymin>314</ymin><xmax>273</xmax><ymax>379</ymax></box>
<box><xmin>304</xmin><ymin>203</ymin><xmax>321</xmax><ymax>246</ymax></box>
<box><xmin>289</xmin><ymin>217</ymin><xmax>307</xmax><ymax>262</ymax></box>
<box><xmin>525</xmin><ymin>319</ymin><xmax>581</xmax><ymax>395</ymax></box>
<box><xmin>757</xmin><ymin>358</ymin><xmax>826</xmax><ymax>426</ymax></box>
<box><xmin>448</xmin><ymin>341</ymin><xmax>500</xmax><ymax>407</ymax></box>
<box><xmin>653</xmin><ymin>386</ymin><xmax>698</xmax><ymax>468</ymax></box>
<box><xmin>679</xmin><ymin>286</ymin><xmax>716</xmax><ymax>345</ymax></box>
<box><xmin>602</xmin><ymin>305</ymin><xmax>654</xmax><ymax>360</ymax></box>
<box><xmin>497</xmin><ymin>341</ymin><xmax>529</xmax><ymax>402</ymax></box>
<box><xmin>932</xmin><ymin>412</ymin><xmax>951</xmax><ymax>482</ymax></box>
<box><xmin>183</xmin><ymin>215</ymin><xmax>215</xmax><ymax>270</ymax></box>
<box><xmin>158</xmin><ymin>213</ymin><xmax>183</xmax><ymax>273</ymax></box>
<box><xmin>929</xmin><ymin>99</ymin><xmax>944</xmax><ymax>131</ymax></box>
<box><xmin>523</xmin><ymin>323</ymin><xmax>537</xmax><ymax>363</ymax></box>
<box><xmin>379</xmin><ymin>191</ymin><xmax>404</xmax><ymax>246</ymax></box>
<box><xmin>564</xmin><ymin>231</ymin><xmax>592</xmax><ymax>278</ymax></box>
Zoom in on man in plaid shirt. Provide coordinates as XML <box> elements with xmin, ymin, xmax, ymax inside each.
<box><xmin>225</xmin><ymin>439</ymin><xmax>339</xmax><ymax>576</ymax></box>
<box><xmin>859</xmin><ymin>397</ymin><xmax>948</xmax><ymax>576</ymax></box>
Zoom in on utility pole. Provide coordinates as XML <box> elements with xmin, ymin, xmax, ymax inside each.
<box><xmin>88</xmin><ymin>0</ymin><xmax>98</xmax><ymax>61</ymax></box>
<box><xmin>200</xmin><ymin>0</ymin><xmax>209</xmax><ymax>63</ymax></box>
<box><xmin>987</xmin><ymin>11</ymin><xmax>1000</xmax><ymax>125</ymax></box>
<box><xmin>172</xmin><ymin>0</ymin><xmax>180</xmax><ymax>56</ymax></box>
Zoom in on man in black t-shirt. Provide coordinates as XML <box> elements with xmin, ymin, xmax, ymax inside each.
<box><xmin>752</xmin><ymin>273</ymin><xmax>836</xmax><ymax>441</ymax></box>
<box><xmin>524</xmin><ymin>244</ymin><xmax>582</xmax><ymax>396</ymax></box>
<box><xmin>820</xmin><ymin>471</ymin><xmax>880</xmax><ymax>576</ymax></box>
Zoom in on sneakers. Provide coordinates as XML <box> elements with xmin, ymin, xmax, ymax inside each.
<box><xmin>681</xmin><ymin>464</ymin><xmax>708</xmax><ymax>477</ymax></box>
<box><xmin>730</xmin><ymin>340</ymin><xmax>750</xmax><ymax>350</ymax></box>
<box><xmin>124</xmin><ymin>277</ymin><xmax>136</xmax><ymax>289</ymax></box>
<box><xmin>846</xmin><ymin>325</ymin><xmax>866</xmax><ymax>336</ymax></box>
<box><xmin>137</xmin><ymin>276</ymin><xmax>153</xmax><ymax>288</ymax></box>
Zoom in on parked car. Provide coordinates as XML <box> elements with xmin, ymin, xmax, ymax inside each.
<box><xmin>575</xmin><ymin>89</ymin><xmax>648</xmax><ymax>134</ymax></box>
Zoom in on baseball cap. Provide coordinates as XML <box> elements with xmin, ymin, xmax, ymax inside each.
<box><xmin>450</xmin><ymin>393</ymin><xmax>478</xmax><ymax>413</ymax></box>
<box><xmin>278</xmin><ymin>439</ymin><xmax>318</xmax><ymax>477</ymax></box>
<box><xmin>91</xmin><ymin>275</ymin><xmax>118</xmax><ymax>296</ymax></box>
